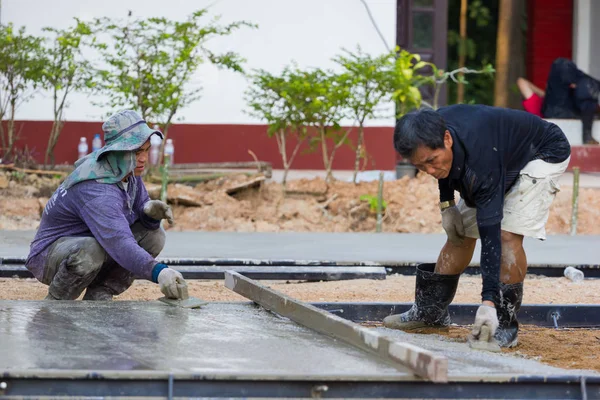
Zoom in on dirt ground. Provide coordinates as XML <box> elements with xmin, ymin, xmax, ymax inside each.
<box><xmin>1</xmin><ymin>275</ymin><xmax>599</xmax><ymax>372</ymax></box>
<box><xmin>2</xmin><ymin>170</ymin><xmax>600</xmax><ymax>234</ymax></box>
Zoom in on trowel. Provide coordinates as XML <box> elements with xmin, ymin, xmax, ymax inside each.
<box><xmin>158</xmin><ymin>283</ymin><xmax>207</xmax><ymax>309</ymax></box>
<box><xmin>467</xmin><ymin>325</ymin><xmax>502</xmax><ymax>352</ymax></box>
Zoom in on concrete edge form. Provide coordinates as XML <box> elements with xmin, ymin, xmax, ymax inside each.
<box><xmin>312</xmin><ymin>302</ymin><xmax>600</xmax><ymax>328</ymax></box>
<box><xmin>223</xmin><ymin>270</ymin><xmax>449</xmax><ymax>383</ymax></box>
<box><xmin>3</xmin><ymin>256</ymin><xmax>600</xmax><ymax>278</ymax></box>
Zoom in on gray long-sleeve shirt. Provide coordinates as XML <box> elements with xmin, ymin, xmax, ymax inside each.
<box><xmin>26</xmin><ymin>176</ymin><xmax>160</xmax><ymax>281</ymax></box>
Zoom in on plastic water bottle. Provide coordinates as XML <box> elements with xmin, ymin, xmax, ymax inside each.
<box><xmin>564</xmin><ymin>266</ymin><xmax>584</xmax><ymax>282</ymax></box>
<box><xmin>149</xmin><ymin>134</ymin><xmax>162</xmax><ymax>166</ymax></box>
<box><xmin>92</xmin><ymin>133</ymin><xmax>103</xmax><ymax>152</ymax></box>
<box><xmin>164</xmin><ymin>138</ymin><xmax>174</xmax><ymax>166</ymax></box>
<box><xmin>77</xmin><ymin>137</ymin><xmax>88</xmax><ymax>160</ymax></box>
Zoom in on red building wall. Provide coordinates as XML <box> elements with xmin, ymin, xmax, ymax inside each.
<box><xmin>527</xmin><ymin>0</ymin><xmax>574</xmax><ymax>89</ymax></box>
<box><xmin>6</xmin><ymin>121</ymin><xmax>397</xmax><ymax>170</ymax></box>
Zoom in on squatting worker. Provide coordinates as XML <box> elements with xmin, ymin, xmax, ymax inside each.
<box><xmin>385</xmin><ymin>105</ymin><xmax>571</xmax><ymax>347</ymax></box>
<box><xmin>26</xmin><ymin>110</ymin><xmax>187</xmax><ymax>301</ymax></box>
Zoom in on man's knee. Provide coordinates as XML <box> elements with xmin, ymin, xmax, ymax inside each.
<box><xmin>139</xmin><ymin>227</ymin><xmax>166</xmax><ymax>257</ymax></box>
<box><xmin>65</xmin><ymin>238</ymin><xmax>106</xmax><ymax>276</ymax></box>
<box><xmin>500</xmin><ymin>230</ymin><xmax>524</xmax><ymax>247</ymax></box>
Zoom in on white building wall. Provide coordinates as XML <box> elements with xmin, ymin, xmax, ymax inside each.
<box><xmin>589</xmin><ymin>0</ymin><xmax>600</xmax><ymax>80</ymax></box>
<box><xmin>3</xmin><ymin>0</ymin><xmax>397</xmax><ymax>126</ymax></box>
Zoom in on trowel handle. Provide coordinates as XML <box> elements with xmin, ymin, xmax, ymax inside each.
<box><xmin>176</xmin><ymin>283</ymin><xmax>190</xmax><ymax>300</ymax></box>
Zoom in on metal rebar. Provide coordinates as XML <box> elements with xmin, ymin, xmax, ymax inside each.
<box><xmin>551</xmin><ymin>312</ymin><xmax>560</xmax><ymax>329</ymax></box>
<box><xmin>376</xmin><ymin>172</ymin><xmax>384</xmax><ymax>233</ymax></box>
<box><xmin>570</xmin><ymin>167</ymin><xmax>580</xmax><ymax>236</ymax></box>
<box><xmin>581</xmin><ymin>375</ymin><xmax>588</xmax><ymax>400</ymax></box>
<box><xmin>168</xmin><ymin>373</ymin><xmax>174</xmax><ymax>400</ymax></box>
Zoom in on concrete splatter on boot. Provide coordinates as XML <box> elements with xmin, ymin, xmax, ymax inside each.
<box><xmin>494</xmin><ymin>282</ymin><xmax>523</xmax><ymax>348</ymax></box>
<box><xmin>383</xmin><ymin>263</ymin><xmax>460</xmax><ymax>330</ymax></box>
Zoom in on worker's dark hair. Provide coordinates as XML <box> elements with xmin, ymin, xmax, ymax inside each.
<box><xmin>393</xmin><ymin>108</ymin><xmax>447</xmax><ymax>158</ymax></box>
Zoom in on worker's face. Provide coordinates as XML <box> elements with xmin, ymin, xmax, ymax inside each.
<box><xmin>134</xmin><ymin>139</ymin><xmax>151</xmax><ymax>176</ymax></box>
<box><xmin>409</xmin><ymin>130</ymin><xmax>454</xmax><ymax>180</ymax></box>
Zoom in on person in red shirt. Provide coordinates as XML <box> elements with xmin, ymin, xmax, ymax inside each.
<box><xmin>517</xmin><ymin>77</ymin><xmax>545</xmax><ymax>118</ymax></box>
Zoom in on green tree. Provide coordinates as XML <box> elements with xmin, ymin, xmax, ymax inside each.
<box><xmin>423</xmin><ymin>63</ymin><xmax>495</xmax><ymax>110</ymax></box>
<box><xmin>301</xmin><ymin>68</ymin><xmax>351</xmax><ymax>183</ymax></box>
<box><xmin>41</xmin><ymin>21</ymin><xmax>94</xmax><ymax>166</ymax></box>
<box><xmin>333</xmin><ymin>47</ymin><xmax>391</xmax><ymax>183</ymax></box>
<box><xmin>447</xmin><ymin>0</ymin><xmax>498</xmax><ymax>105</ymax></box>
<box><xmin>245</xmin><ymin>66</ymin><xmax>313</xmax><ymax>186</ymax></box>
<box><xmin>386</xmin><ymin>48</ymin><xmax>428</xmax><ymax>116</ymax></box>
<box><xmin>0</xmin><ymin>24</ymin><xmax>45</xmax><ymax>160</ymax></box>
<box><xmin>91</xmin><ymin>10</ymin><xmax>255</xmax><ymax>163</ymax></box>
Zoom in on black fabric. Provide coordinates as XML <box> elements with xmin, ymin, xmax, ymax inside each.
<box><xmin>541</xmin><ymin>58</ymin><xmax>582</xmax><ymax>118</ymax></box>
<box><xmin>437</xmin><ymin>104</ymin><xmax>570</xmax><ymax>226</ymax></box>
<box><xmin>541</xmin><ymin>58</ymin><xmax>600</xmax><ymax>139</ymax></box>
<box><xmin>478</xmin><ymin>222</ymin><xmax>502</xmax><ymax>304</ymax></box>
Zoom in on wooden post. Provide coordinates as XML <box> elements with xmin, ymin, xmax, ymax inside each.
<box><xmin>376</xmin><ymin>172</ymin><xmax>384</xmax><ymax>233</ymax></box>
<box><xmin>457</xmin><ymin>0</ymin><xmax>468</xmax><ymax>104</ymax></box>
<box><xmin>493</xmin><ymin>0</ymin><xmax>514</xmax><ymax>107</ymax></box>
<box><xmin>570</xmin><ymin>167</ymin><xmax>580</xmax><ymax>236</ymax></box>
<box><xmin>160</xmin><ymin>155</ymin><xmax>170</xmax><ymax>204</ymax></box>
<box><xmin>224</xmin><ymin>271</ymin><xmax>448</xmax><ymax>382</ymax></box>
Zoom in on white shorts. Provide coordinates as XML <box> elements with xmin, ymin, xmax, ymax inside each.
<box><xmin>458</xmin><ymin>157</ymin><xmax>570</xmax><ymax>240</ymax></box>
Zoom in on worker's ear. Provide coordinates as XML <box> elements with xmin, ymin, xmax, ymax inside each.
<box><xmin>444</xmin><ymin>130</ymin><xmax>453</xmax><ymax>149</ymax></box>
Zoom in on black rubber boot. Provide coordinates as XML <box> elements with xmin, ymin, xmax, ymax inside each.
<box><xmin>383</xmin><ymin>263</ymin><xmax>460</xmax><ymax>330</ymax></box>
<box><xmin>494</xmin><ymin>282</ymin><xmax>523</xmax><ymax>348</ymax></box>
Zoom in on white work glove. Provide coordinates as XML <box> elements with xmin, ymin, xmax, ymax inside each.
<box><xmin>144</xmin><ymin>200</ymin><xmax>174</xmax><ymax>225</ymax></box>
<box><xmin>470</xmin><ymin>305</ymin><xmax>499</xmax><ymax>342</ymax></box>
<box><xmin>157</xmin><ymin>268</ymin><xmax>186</xmax><ymax>299</ymax></box>
<box><xmin>441</xmin><ymin>206</ymin><xmax>465</xmax><ymax>245</ymax></box>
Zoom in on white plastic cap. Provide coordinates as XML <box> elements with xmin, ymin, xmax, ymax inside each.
<box><xmin>80</xmin><ymin>137</ymin><xmax>87</xmax><ymax>142</ymax></box>
<box><xmin>150</xmin><ymin>134</ymin><xmax>162</xmax><ymax>145</ymax></box>
<box><xmin>166</xmin><ymin>138</ymin><xmax>173</xmax><ymax>144</ymax></box>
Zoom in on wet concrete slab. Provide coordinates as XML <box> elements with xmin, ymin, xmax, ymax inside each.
<box><xmin>0</xmin><ymin>300</ymin><xmax>405</xmax><ymax>377</ymax></box>
<box><xmin>1</xmin><ymin>300</ymin><xmax>596</xmax><ymax>381</ymax></box>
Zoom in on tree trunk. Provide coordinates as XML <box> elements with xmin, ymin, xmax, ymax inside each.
<box><xmin>506</xmin><ymin>0</ymin><xmax>526</xmax><ymax>109</ymax></box>
<box><xmin>494</xmin><ymin>0</ymin><xmax>516</xmax><ymax>107</ymax></box>
<box><xmin>320</xmin><ymin>127</ymin><xmax>332</xmax><ymax>183</ymax></box>
<box><xmin>5</xmin><ymin>99</ymin><xmax>16</xmax><ymax>158</ymax></box>
<box><xmin>275</xmin><ymin>130</ymin><xmax>289</xmax><ymax>186</ymax></box>
<box><xmin>456</xmin><ymin>0</ymin><xmax>468</xmax><ymax>104</ymax></box>
<box><xmin>352</xmin><ymin>126</ymin><xmax>365</xmax><ymax>184</ymax></box>
<box><xmin>45</xmin><ymin>119</ymin><xmax>64</xmax><ymax>167</ymax></box>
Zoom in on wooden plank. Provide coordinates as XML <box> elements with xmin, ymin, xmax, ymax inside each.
<box><xmin>0</xmin><ymin>164</ymin><xmax>67</xmax><ymax>177</ymax></box>
<box><xmin>224</xmin><ymin>271</ymin><xmax>448</xmax><ymax>382</ymax></box>
<box><xmin>225</xmin><ymin>176</ymin><xmax>266</xmax><ymax>195</ymax></box>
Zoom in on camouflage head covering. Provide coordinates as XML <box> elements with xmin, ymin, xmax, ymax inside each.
<box><xmin>61</xmin><ymin>110</ymin><xmax>163</xmax><ymax>190</ymax></box>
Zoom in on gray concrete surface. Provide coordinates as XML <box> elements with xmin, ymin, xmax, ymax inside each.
<box><xmin>2</xmin><ymin>230</ymin><xmax>599</xmax><ymax>266</ymax></box>
<box><xmin>0</xmin><ymin>301</ymin><xmax>404</xmax><ymax>376</ymax></box>
<box><xmin>0</xmin><ymin>301</ymin><xmax>595</xmax><ymax>378</ymax></box>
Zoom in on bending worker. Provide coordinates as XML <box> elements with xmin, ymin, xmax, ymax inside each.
<box><xmin>385</xmin><ymin>105</ymin><xmax>571</xmax><ymax>347</ymax></box>
<box><xmin>26</xmin><ymin>110</ymin><xmax>186</xmax><ymax>301</ymax></box>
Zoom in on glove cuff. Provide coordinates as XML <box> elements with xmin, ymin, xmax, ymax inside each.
<box><xmin>151</xmin><ymin>263</ymin><xmax>168</xmax><ymax>283</ymax></box>
<box><xmin>439</xmin><ymin>200</ymin><xmax>456</xmax><ymax>210</ymax></box>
